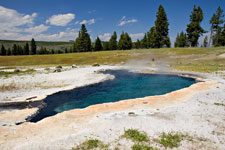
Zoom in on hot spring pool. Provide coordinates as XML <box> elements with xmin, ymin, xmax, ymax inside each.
<box><xmin>30</xmin><ymin>70</ymin><xmax>196</xmax><ymax>122</ymax></box>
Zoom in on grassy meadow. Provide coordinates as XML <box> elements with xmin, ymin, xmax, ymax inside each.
<box><xmin>0</xmin><ymin>47</ymin><xmax>225</xmax><ymax>73</ymax></box>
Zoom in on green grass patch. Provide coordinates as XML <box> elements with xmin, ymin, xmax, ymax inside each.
<box><xmin>122</xmin><ymin>129</ymin><xmax>149</xmax><ymax>142</ymax></box>
<box><xmin>72</xmin><ymin>139</ymin><xmax>109</xmax><ymax>150</ymax></box>
<box><xmin>132</xmin><ymin>144</ymin><xmax>159</xmax><ymax>150</ymax></box>
<box><xmin>0</xmin><ymin>69</ymin><xmax>35</xmax><ymax>77</ymax></box>
<box><xmin>156</xmin><ymin>132</ymin><xmax>183</xmax><ymax>148</ymax></box>
<box><xmin>0</xmin><ymin>67</ymin><xmax>16</xmax><ymax>70</ymax></box>
<box><xmin>214</xmin><ymin>102</ymin><xmax>225</xmax><ymax>107</ymax></box>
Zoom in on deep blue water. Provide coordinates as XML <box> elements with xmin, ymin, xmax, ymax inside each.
<box><xmin>30</xmin><ymin>70</ymin><xmax>196</xmax><ymax>122</ymax></box>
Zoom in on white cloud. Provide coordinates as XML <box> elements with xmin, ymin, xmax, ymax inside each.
<box><xmin>79</xmin><ymin>20</ymin><xmax>88</xmax><ymax>24</ymax></box>
<box><xmin>118</xmin><ymin>16</ymin><xmax>137</xmax><ymax>26</ymax></box>
<box><xmin>88</xmin><ymin>10</ymin><xmax>96</xmax><ymax>14</ymax></box>
<box><xmin>0</xmin><ymin>6</ymin><xmax>37</xmax><ymax>32</ymax></box>
<box><xmin>46</xmin><ymin>13</ymin><xmax>75</xmax><ymax>26</ymax></box>
<box><xmin>75</xmin><ymin>21</ymin><xmax>80</xmax><ymax>25</ymax></box>
<box><xmin>79</xmin><ymin>19</ymin><xmax>95</xmax><ymax>25</ymax></box>
<box><xmin>130</xmin><ymin>33</ymin><xmax>144</xmax><ymax>41</ymax></box>
<box><xmin>23</xmin><ymin>24</ymin><xmax>49</xmax><ymax>34</ymax></box>
<box><xmin>0</xmin><ymin>28</ymin><xmax>79</xmax><ymax>41</ymax></box>
<box><xmin>99</xmin><ymin>33</ymin><xmax>111</xmax><ymax>41</ymax></box>
<box><xmin>0</xmin><ymin>6</ymin><xmax>79</xmax><ymax>41</ymax></box>
<box><xmin>89</xmin><ymin>19</ymin><xmax>95</xmax><ymax>24</ymax></box>
<box><xmin>0</xmin><ymin>5</ymin><xmax>50</xmax><ymax>40</ymax></box>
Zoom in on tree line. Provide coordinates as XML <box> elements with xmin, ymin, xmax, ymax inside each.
<box><xmin>0</xmin><ymin>38</ymin><xmax>74</xmax><ymax>56</ymax></box>
<box><xmin>1</xmin><ymin>4</ymin><xmax>225</xmax><ymax>56</ymax></box>
<box><xmin>74</xmin><ymin>4</ymin><xmax>225</xmax><ymax>52</ymax></box>
<box><xmin>73</xmin><ymin>5</ymin><xmax>170</xmax><ymax>52</ymax></box>
<box><xmin>175</xmin><ymin>5</ymin><xmax>225</xmax><ymax>47</ymax></box>
<box><xmin>0</xmin><ymin>39</ymin><xmax>37</xmax><ymax>56</ymax></box>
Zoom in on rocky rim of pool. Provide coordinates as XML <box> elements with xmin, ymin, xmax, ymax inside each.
<box><xmin>28</xmin><ymin>69</ymin><xmax>199</xmax><ymax>122</ymax></box>
<box><xmin>0</xmin><ymin>67</ymin><xmax>218</xmax><ymax>125</ymax></box>
<box><xmin>23</xmin><ymin>70</ymin><xmax>215</xmax><ymax>123</ymax></box>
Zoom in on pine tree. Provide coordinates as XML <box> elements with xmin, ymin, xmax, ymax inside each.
<box><xmin>74</xmin><ymin>33</ymin><xmax>80</xmax><ymax>52</ymax></box>
<box><xmin>209</xmin><ymin>6</ymin><xmax>224</xmax><ymax>46</ymax></box>
<box><xmin>217</xmin><ymin>24</ymin><xmax>225</xmax><ymax>46</ymax></box>
<box><xmin>75</xmin><ymin>24</ymin><xmax>91</xmax><ymax>52</ymax></box>
<box><xmin>174</xmin><ymin>31</ymin><xmax>188</xmax><ymax>47</ymax></box>
<box><xmin>109</xmin><ymin>31</ymin><xmax>117</xmax><ymax>50</ymax></box>
<box><xmin>39</xmin><ymin>46</ymin><xmax>45</xmax><ymax>54</ymax></box>
<box><xmin>174</xmin><ymin>33</ymin><xmax>180</xmax><ymax>48</ymax></box>
<box><xmin>135</xmin><ymin>39</ymin><xmax>141</xmax><ymax>49</ymax></box>
<box><xmin>65</xmin><ymin>48</ymin><xmax>68</xmax><ymax>53</ymax></box>
<box><xmin>1</xmin><ymin>45</ymin><xmax>6</xmax><ymax>56</ymax></box>
<box><xmin>12</xmin><ymin>44</ymin><xmax>18</xmax><ymax>55</ymax></box>
<box><xmin>118</xmin><ymin>32</ymin><xmax>132</xmax><ymax>50</ymax></box>
<box><xmin>103</xmin><ymin>42</ymin><xmax>110</xmax><ymax>50</ymax></box>
<box><xmin>30</xmin><ymin>38</ymin><xmax>36</xmax><ymax>55</ymax></box>
<box><xmin>6</xmin><ymin>48</ymin><xmax>11</xmax><ymax>56</ymax></box>
<box><xmin>155</xmin><ymin>5</ymin><xmax>170</xmax><ymax>47</ymax></box>
<box><xmin>203</xmin><ymin>36</ymin><xmax>208</xmax><ymax>47</ymax></box>
<box><xmin>17</xmin><ymin>45</ymin><xmax>24</xmax><ymax>55</ymax></box>
<box><xmin>118</xmin><ymin>32</ymin><xmax>125</xmax><ymax>50</ymax></box>
<box><xmin>186</xmin><ymin>5</ymin><xmax>205</xmax><ymax>47</ymax></box>
<box><xmin>24</xmin><ymin>43</ymin><xmax>29</xmax><ymax>55</ymax></box>
<box><xmin>94</xmin><ymin>36</ymin><xmax>103</xmax><ymax>51</ymax></box>
<box><xmin>141</xmin><ymin>33</ymin><xmax>148</xmax><ymax>48</ymax></box>
<box><xmin>149</xmin><ymin>27</ymin><xmax>160</xmax><ymax>48</ymax></box>
<box><xmin>124</xmin><ymin>32</ymin><xmax>132</xmax><ymax>50</ymax></box>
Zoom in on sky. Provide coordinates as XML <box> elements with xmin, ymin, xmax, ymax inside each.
<box><xmin>0</xmin><ymin>0</ymin><xmax>224</xmax><ymax>46</ymax></box>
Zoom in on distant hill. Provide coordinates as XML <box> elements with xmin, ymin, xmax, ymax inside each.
<box><xmin>0</xmin><ymin>40</ymin><xmax>74</xmax><ymax>51</ymax></box>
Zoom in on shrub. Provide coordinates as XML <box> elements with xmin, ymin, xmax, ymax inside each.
<box><xmin>72</xmin><ymin>139</ymin><xmax>109</xmax><ymax>150</ymax></box>
<box><xmin>157</xmin><ymin>132</ymin><xmax>183</xmax><ymax>148</ymax></box>
<box><xmin>122</xmin><ymin>129</ymin><xmax>149</xmax><ymax>142</ymax></box>
<box><xmin>132</xmin><ymin>144</ymin><xmax>159</xmax><ymax>150</ymax></box>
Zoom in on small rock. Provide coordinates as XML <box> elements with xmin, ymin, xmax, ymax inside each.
<box><xmin>54</xmin><ymin>68</ymin><xmax>61</xmax><ymax>72</ymax></box>
<box><xmin>26</xmin><ymin>96</ymin><xmax>37</xmax><ymax>100</ymax></box>
<box><xmin>143</xmin><ymin>102</ymin><xmax>148</xmax><ymax>104</ymax></box>
<box><xmin>56</xmin><ymin>66</ymin><xmax>62</xmax><ymax>69</ymax></box>
<box><xmin>14</xmin><ymin>68</ymin><xmax>20</xmax><ymax>72</ymax></box>
<box><xmin>15</xmin><ymin>122</ymin><xmax>24</xmax><ymax>125</ymax></box>
<box><xmin>44</xmin><ymin>67</ymin><xmax>50</xmax><ymax>70</ymax></box>
<box><xmin>92</xmin><ymin>63</ymin><xmax>100</xmax><ymax>67</ymax></box>
<box><xmin>72</xmin><ymin>64</ymin><xmax>77</xmax><ymax>68</ymax></box>
<box><xmin>128</xmin><ymin>112</ymin><xmax>136</xmax><ymax>116</ymax></box>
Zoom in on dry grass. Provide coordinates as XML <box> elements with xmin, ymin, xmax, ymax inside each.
<box><xmin>0</xmin><ymin>83</ymin><xmax>18</xmax><ymax>92</ymax></box>
<box><xmin>0</xmin><ymin>47</ymin><xmax>224</xmax><ymax>72</ymax></box>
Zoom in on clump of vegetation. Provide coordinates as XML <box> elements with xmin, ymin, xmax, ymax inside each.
<box><xmin>214</xmin><ymin>102</ymin><xmax>225</xmax><ymax>107</ymax></box>
<box><xmin>132</xmin><ymin>144</ymin><xmax>159</xmax><ymax>150</ymax></box>
<box><xmin>72</xmin><ymin>139</ymin><xmax>109</xmax><ymax>150</ymax></box>
<box><xmin>122</xmin><ymin>129</ymin><xmax>149</xmax><ymax>142</ymax></box>
<box><xmin>156</xmin><ymin>132</ymin><xmax>183</xmax><ymax>148</ymax></box>
<box><xmin>0</xmin><ymin>69</ymin><xmax>35</xmax><ymax>77</ymax></box>
<box><xmin>0</xmin><ymin>83</ymin><xmax>18</xmax><ymax>91</ymax></box>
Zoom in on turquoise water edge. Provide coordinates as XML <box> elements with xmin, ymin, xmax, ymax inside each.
<box><xmin>30</xmin><ymin>70</ymin><xmax>196</xmax><ymax>122</ymax></box>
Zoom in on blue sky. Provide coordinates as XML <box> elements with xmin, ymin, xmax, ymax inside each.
<box><xmin>0</xmin><ymin>0</ymin><xmax>224</xmax><ymax>46</ymax></box>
